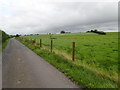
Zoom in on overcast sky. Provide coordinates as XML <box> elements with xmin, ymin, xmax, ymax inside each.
<box><xmin>0</xmin><ymin>0</ymin><xmax>118</xmax><ymax>35</ymax></box>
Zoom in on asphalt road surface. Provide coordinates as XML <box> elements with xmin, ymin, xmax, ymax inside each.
<box><xmin>2</xmin><ymin>38</ymin><xmax>79</xmax><ymax>88</ymax></box>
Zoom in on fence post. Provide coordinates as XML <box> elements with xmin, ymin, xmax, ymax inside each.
<box><xmin>40</xmin><ymin>39</ymin><xmax>42</xmax><ymax>48</ymax></box>
<box><xmin>31</xmin><ymin>39</ymin><xmax>32</xmax><ymax>44</ymax></box>
<box><xmin>51</xmin><ymin>40</ymin><xmax>53</xmax><ymax>52</ymax></box>
<box><xmin>33</xmin><ymin>39</ymin><xmax>36</xmax><ymax>47</ymax></box>
<box><xmin>34</xmin><ymin>39</ymin><xmax>36</xmax><ymax>47</ymax></box>
<box><xmin>72</xmin><ymin>42</ymin><xmax>75</xmax><ymax>61</ymax></box>
<box><xmin>32</xmin><ymin>39</ymin><xmax>34</xmax><ymax>45</ymax></box>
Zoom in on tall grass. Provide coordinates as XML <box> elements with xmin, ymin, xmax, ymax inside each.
<box><xmin>21</xmin><ymin>32</ymin><xmax>118</xmax><ymax>74</ymax></box>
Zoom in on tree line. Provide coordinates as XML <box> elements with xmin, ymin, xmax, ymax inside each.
<box><xmin>86</xmin><ymin>29</ymin><xmax>106</xmax><ymax>35</ymax></box>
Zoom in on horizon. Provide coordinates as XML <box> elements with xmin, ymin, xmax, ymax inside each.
<box><xmin>2</xmin><ymin>30</ymin><xmax>118</xmax><ymax>36</ymax></box>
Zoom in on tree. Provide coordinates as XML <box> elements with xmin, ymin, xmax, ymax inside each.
<box><xmin>60</xmin><ymin>30</ymin><xmax>65</xmax><ymax>34</ymax></box>
<box><xmin>90</xmin><ymin>30</ymin><xmax>94</xmax><ymax>32</ymax></box>
<box><xmin>94</xmin><ymin>29</ymin><xmax>98</xmax><ymax>33</ymax></box>
<box><xmin>86</xmin><ymin>31</ymin><xmax>90</xmax><ymax>33</ymax></box>
<box><xmin>86</xmin><ymin>29</ymin><xmax>106</xmax><ymax>35</ymax></box>
<box><xmin>16</xmin><ymin>34</ymin><xmax>20</xmax><ymax>37</ymax></box>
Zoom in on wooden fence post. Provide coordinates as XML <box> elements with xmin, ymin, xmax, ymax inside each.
<box><xmin>32</xmin><ymin>39</ymin><xmax>33</xmax><ymax>45</ymax></box>
<box><xmin>72</xmin><ymin>42</ymin><xmax>75</xmax><ymax>61</ymax></box>
<box><xmin>40</xmin><ymin>39</ymin><xmax>42</xmax><ymax>48</ymax></box>
<box><xmin>33</xmin><ymin>39</ymin><xmax>36</xmax><ymax>47</ymax></box>
<box><xmin>31</xmin><ymin>39</ymin><xmax>32</xmax><ymax>44</ymax></box>
<box><xmin>34</xmin><ymin>39</ymin><xmax>36</xmax><ymax>47</ymax></box>
<box><xmin>51</xmin><ymin>40</ymin><xmax>53</xmax><ymax>52</ymax></box>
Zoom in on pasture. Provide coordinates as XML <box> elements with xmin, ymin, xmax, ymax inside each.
<box><xmin>20</xmin><ymin>32</ymin><xmax>118</xmax><ymax>88</ymax></box>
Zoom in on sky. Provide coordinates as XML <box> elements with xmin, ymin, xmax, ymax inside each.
<box><xmin>0</xmin><ymin>0</ymin><xmax>118</xmax><ymax>35</ymax></box>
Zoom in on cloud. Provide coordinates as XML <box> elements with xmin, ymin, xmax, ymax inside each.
<box><xmin>0</xmin><ymin>0</ymin><xmax>118</xmax><ymax>34</ymax></box>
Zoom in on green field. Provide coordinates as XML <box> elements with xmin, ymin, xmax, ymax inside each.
<box><xmin>20</xmin><ymin>32</ymin><xmax>118</xmax><ymax>88</ymax></box>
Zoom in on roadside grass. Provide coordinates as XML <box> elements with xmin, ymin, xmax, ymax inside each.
<box><xmin>17</xmin><ymin>38</ymin><xmax>118</xmax><ymax>88</ymax></box>
<box><xmin>38</xmin><ymin>45</ymin><xmax>118</xmax><ymax>83</ymax></box>
<box><xmin>1</xmin><ymin>39</ymin><xmax>9</xmax><ymax>51</ymax></box>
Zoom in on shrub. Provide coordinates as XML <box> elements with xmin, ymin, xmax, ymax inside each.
<box><xmin>0</xmin><ymin>30</ymin><xmax>10</xmax><ymax>43</ymax></box>
<box><xmin>60</xmin><ymin>30</ymin><xmax>65</xmax><ymax>34</ymax></box>
<box><xmin>86</xmin><ymin>29</ymin><xmax>106</xmax><ymax>35</ymax></box>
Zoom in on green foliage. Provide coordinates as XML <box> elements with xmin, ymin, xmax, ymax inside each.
<box><xmin>87</xmin><ymin>29</ymin><xmax>106</xmax><ymax>35</ymax></box>
<box><xmin>2</xmin><ymin>39</ymin><xmax>9</xmax><ymax>50</ymax></box>
<box><xmin>0</xmin><ymin>30</ymin><xmax>10</xmax><ymax>51</ymax></box>
<box><xmin>0</xmin><ymin>30</ymin><xmax>10</xmax><ymax>43</ymax></box>
<box><xmin>60</xmin><ymin>30</ymin><xmax>65</xmax><ymax>34</ymax></box>
<box><xmin>10</xmin><ymin>34</ymin><xmax>21</xmax><ymax>38</ymax></box>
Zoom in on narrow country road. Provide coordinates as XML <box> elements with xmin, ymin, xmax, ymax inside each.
<box><xmin>2</xmin><ymin>38</ymin><xmax>79</xmax><ymax>88</ymax></box>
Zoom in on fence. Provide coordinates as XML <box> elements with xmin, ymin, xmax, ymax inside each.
<box><xmin>20</xmin><ymin>38</ymin><xmax>76</xmax><ymax>61</ymax></box>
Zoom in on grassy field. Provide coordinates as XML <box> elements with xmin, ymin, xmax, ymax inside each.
<box><xmin>19</xmin><ymin>32</ymin><xmax>118</xmax><ymax>88</ymax></box>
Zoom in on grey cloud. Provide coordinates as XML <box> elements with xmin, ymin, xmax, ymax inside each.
<box><xmin>0</xmin><ymin>0</ymin><xmax>118</xmax><ymax>35</ymax></box>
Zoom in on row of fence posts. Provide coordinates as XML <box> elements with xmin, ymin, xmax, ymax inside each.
<box><xmin>21</xmin><ymin>38</ymin><xmax>75</xmax><ymax>61</ymax></box>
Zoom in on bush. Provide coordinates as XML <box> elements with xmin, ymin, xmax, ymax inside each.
<box><xmin>0</xmin><ymin>30</ymin><xmax>10</xmax><ymax>43</ymax></box>
<box><xmin>86</xmin><ymin>29</ymin><xmax>106</xmax><ymax>35</ymax></box>
<box><xmin>60</xmin><ymin>30</ymin><xmax>65</xmax><ymax>34</ymax></box>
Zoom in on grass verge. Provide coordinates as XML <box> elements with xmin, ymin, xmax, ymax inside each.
<box><xmin>17</xmin><ymin>38</ymin><xmax>118</xmax><ymax>88</ymax></box>
<box><xmin>1</xmin><ymin>39</ymin><xmax>9</xmax><ymax>51</ymax></box>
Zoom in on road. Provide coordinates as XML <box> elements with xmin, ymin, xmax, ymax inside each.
<box><xmin>2</xmin><ymin>38</ymin><xmax>79</xmax><ymax>88</ymax></box>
